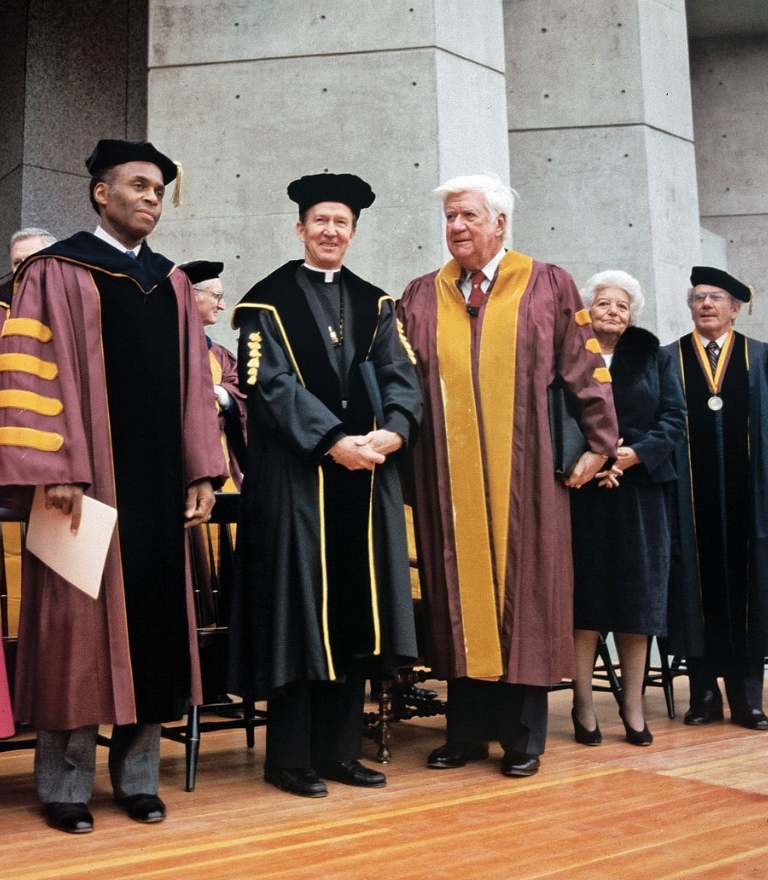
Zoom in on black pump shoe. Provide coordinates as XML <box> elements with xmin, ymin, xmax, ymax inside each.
<box><xmin>620</xmin><ymin>709</ymin><xmax>653</xmax><ymax>746</ymax></box>
<box><xmin>571</xmin><ymin>708</ymin><xmax>602</xmax><ymax>745</ymax></box>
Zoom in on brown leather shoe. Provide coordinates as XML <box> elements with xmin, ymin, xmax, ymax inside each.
<box><xmin>500</xmin><ymin>752</ymin><xmax>540</xmax><ymax>777</ymax></box>
<box><xmin>427</xmin><ymin>742</ymin><xmax>489</xmax><ymax>769</ymax></box>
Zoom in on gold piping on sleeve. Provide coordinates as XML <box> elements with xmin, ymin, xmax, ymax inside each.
<box><xmin>0</xmin><ymin>352</ymin><xmax>58</xmax><ymax>380</ymax></box>
<box><xmin>1</xmin><ymin>318</ymin><xmax>53</xmax><ymax>343</ymax></box>
<box><xmin>0</xmin><ymin>389</ymin><xmax>63</xmax><ymax>416</ymax></box>
<box><xmin>0</xmin><ymin>426</ymin><xmax>63</xmax><ymax>451</ymax></box>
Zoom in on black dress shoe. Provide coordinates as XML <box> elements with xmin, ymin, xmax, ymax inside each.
<box><xmin>427</xmin><ymin>741</ymin><xmax>489</xmax><ymax>769</ymax></box>
<box><xmin>43</xmin><ymin>802</ymin><xmax>94</xmax><ymax>834</ymax></box>
<box><xmin>731</xmin><ymin>708</ymin><xmax>768</xmax><ymax>730</ymax></box>
<box><xmin>315</xmin><ymin>759</ymin><xmax>386</xmax><ymax>788</ymax></box>
<box><xmin>684</xmin><ymin>691</ymin><xmax>725</xmax><ymax>725</ymax></box>
<box><xmin>571</xmin><ymin>708</ymin><xmax>602</xmax><ymax>746</ymax></box>
<box><xmin>116</xmin><ymin>793</ymin><xmax>166</xmax><ymax>823</ymax></box>
<box><xmin>264</xmin><ymin>767</ymin><xmax>328</xmax><ymax>798</ymax></box>
<box><xmin>500</xmin><ymin>752</ymin><xmax>540</xmax><ymax>777</ymax></box>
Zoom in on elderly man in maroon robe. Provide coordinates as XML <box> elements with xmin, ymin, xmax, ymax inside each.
<box><xmin>397</xmin><ymin>174</ymin><xmax>618</xmax><ymax>778</ymax></box>
<box><xmin>0</xmin><ymin>139</ymin><xmax>227</xmax><ymax>833</ymax></box>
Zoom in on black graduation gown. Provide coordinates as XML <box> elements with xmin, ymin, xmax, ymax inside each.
<box><xmin>228</xmin><ymin>261</ymin><xmax>421</xmax><ymax>699</ymax></box>
<box><xmin>666</xmin><ymin>332</ymin><xmax>768</xmax><ymax>659</ymax></box>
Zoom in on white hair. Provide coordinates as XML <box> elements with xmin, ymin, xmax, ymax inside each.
<box><xmin>433</xmin><ymin>175</ymin><xmax>517</xmax><ymax>245</ymax></box>
<box><xmin>580</xmin><ymin>269</ymin><xmax>645</xmax><ymax>325</ymax></box>
<box><xmin>10</xmin><ymin>227</ymin><xmax>56</xmax><ymax>248</ymax></box>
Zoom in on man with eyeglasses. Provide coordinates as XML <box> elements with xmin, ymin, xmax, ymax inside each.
<box><xmin>666</xmin><ymin>266</ymin><xmax>768</xmax><ymax>730</ymax></box>
<box><xmin>180</xmin><ymin>260</ymin><xmax>246</xmax><ymax>491</ymax></box>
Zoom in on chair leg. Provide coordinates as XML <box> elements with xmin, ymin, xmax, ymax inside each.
<box><xmin>243</xmin><ymin>700</ymin><xmax>256</xmax><ymax>749</ymax></box>
<box><xmin>374</xmin><ymin>678</ymin><xmax>393</xmax><ymax>764</ymax></box>
<box><xmin>185</xmin><ymin>705</ymin><xmax>201</xmax><ymax>793</ymax></box>
<box><xmin>656</xmin><ymin>637</ymin><xmax>676</xmax><ymax>719</ymax></box>
<box><xmin>596</xmin><ymin>634</ymin><xmax>623</xmax><ymax>705</ymax></box>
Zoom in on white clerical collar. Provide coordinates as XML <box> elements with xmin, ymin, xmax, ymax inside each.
<box><xmin>94</xmin><ymin>225</ymin><xmax>142</xmax><ymax>258</ymax></box>
<box><xmin>303</xmin><ymin>262</ymin><xmax>341</xmax><ymax>283</ymax></box>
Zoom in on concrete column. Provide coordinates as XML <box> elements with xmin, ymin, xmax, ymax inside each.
<box><xmin>690</xmin><ymin>33</ymin><xmax>768</xmax><ymax>341</ymax></box>
<box><xmin>147</xmin><ymin>0</ymin><xmax>510</xmax><ymax>348</ymax></box>
<box><xmin>504</xmin><ymin>0</ymin><xmax>699</xmax><ymax>341</ymax></box>
<box><xmin>0</xmin><ymin>0</ymin><xmax>148</xmax><ymax>283</ymax></box>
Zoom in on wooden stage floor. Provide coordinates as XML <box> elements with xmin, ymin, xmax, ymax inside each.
<box><xmin>1</xmin><ymin>681</ymin><xmax>768</xmax><ymax>880</ymax></box>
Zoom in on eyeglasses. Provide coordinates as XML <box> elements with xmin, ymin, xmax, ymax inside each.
<box><xmin>692</xmin><ymin>292</ymin><xmax>730</xmax><ymax>304</ymax></box>
<box><xmin>194</xmin><ymin>287</ymin><xmax>224</xmax><ymax>303</ymax></box>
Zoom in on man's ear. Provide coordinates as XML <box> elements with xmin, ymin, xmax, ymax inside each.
<box><xmin>93</xmin><ymin>181</ymin><xmax>110</xmax><ymax>208</ymax></box>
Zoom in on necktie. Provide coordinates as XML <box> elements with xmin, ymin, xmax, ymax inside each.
<box><xmin>706</xmin><ymin>340</ymin><xmax>720</xmax><ymax>374</ymax></box>
<box><xmin>466</xmin><ymin>271</ymin><xmax>486</xmax><ymax>319</ymax></box>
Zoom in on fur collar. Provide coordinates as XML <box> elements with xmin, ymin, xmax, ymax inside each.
<box><xmin>610</xmin><ymin>325</ymin><xmax>660</xmax><ymax>382</ymax></box>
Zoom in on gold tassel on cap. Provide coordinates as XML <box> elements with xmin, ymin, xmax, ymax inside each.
<box><xmin>172</xmin><ymin>161</ymin><xmax>183</xmax><ymax>207</ymax></box>
<box><xmin>748</xmin><ymin>285</ymin><xmax>754</xmax><ymax>315</ymax></box>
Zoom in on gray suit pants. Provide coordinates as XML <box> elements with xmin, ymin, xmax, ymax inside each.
<box><xmin>34</xmin><ymin>723</ymin><xmax>161</xmax><ymax>804</ymax></box>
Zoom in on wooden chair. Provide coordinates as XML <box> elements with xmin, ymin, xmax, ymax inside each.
<box><xmin>0</xmin><ymin>507</ymin><xmax>35</xmax><ymax>752</ymax></box>
<box><xmin>550</xmin><ymin>633</ymin><xmax>624</xmax><ymax>703</ymax></box>
<box><xmin>364</xmin><ymin>548</ymin><xmax>446</xmax><ymax>763</ymax></box>
<box><xmin>161</xmin><ymin>492</ymin><xmax>266</xmax><ymax>791</ymax></box>
<box><xmin>643</xmin><ymin>635</ymin><xmax>686</xmax><ymax>719</ymax></box>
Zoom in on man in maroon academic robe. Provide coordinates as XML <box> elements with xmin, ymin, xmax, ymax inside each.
<box><xmin>398</xmin><ymin>174</ymin><xmax>618</xmax><ymax>778</ymax></box>
<box><xmin>0</xmin><ymin>139</ymin><xmax>227</xmax><ymax>833</ymax></box>
<box><xmin>180</xmin><ymin>259</ymin><xmax>246</xmax><ymax>491</ymax></box>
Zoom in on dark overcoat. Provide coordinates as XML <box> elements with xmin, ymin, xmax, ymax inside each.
<box><xmin>571</xmin><ymin>326</ymin><xmax>686</xmax><ymax>634</ymax></box>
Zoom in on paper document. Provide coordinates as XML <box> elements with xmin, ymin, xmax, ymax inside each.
<box><xmin>26</xmin><ymin>486</ymin><xmax>117</xmax><ymax>599</ymax></box>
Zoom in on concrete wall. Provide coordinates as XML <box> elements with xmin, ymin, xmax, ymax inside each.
<box><xmin>504</xmin><ymin>0</ymin><xmax>700</xmax><ymax>343</ymax></box>
<box><xmin>0</xmin><ymin>0</ymin><xmax>148</xmax><ymax>284</ymax></box>
<box><xmin>147</xmin><ymin>0</ymin><xmax>510</xmax><ymax>349</ymax></box>
<box><xmin>690</xmin><ymin>34</ymin><xmax>768</xmax><ymax>340</ymax></box>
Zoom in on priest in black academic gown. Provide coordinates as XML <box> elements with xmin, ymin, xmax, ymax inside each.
<box><xmin>229</xmin><ymin>173</ymin><xmax>421</xmax><ymax>797</ymax></box>
<box><xmin>666</xmin><ymin>266</ymin><xmax>768</xmax><ymax>730</ymax></box>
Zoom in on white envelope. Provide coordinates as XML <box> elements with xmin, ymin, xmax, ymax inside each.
<box><xmin>26</xmin><ymin>486</ymin><xmax>118</xmax><ymax>599</ymax></box>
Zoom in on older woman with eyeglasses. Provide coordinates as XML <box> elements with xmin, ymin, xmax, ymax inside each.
<box><xmin>570</xmin><ymin>270</ymin><xmax>686</xmax><ymax>746</ymax></box>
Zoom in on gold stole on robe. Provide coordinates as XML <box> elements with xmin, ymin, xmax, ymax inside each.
<box><xmin>208</xmin><ymin>349</ymin><xmax>236</xmax><ymax>493</ymax></box>
<box><xmin>435</xmin><ymin>251</ymin><xmax>533</xmax><ymax>678</ymax></box>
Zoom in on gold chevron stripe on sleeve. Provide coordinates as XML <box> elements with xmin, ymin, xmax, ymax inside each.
<box><xmin>1</xmin><ymin>318</ymin><xmax>53</xmax><ymax>343</ymax></box>
<box><xmin>585</xmin><ymin>337</ymin><xmax>601</xmax><ymax>354</ymax></box>
<box><xmin>575</xmin><ymin>308</ymin><xmax>592</xmax><ymax>326</ymax></box>
<box><xmin>593</xmin><ymin>366</ymin><xmax>612</xmax><ymax>383</ymax></box>
<box><xmin>0</xmin><ymin>389</ymin><xmax>63</xmax><ymax>416</ymax></box>
<box><xmin>0</xmin><ymin>353</ymin><xmax>58</xmax><ymax>380</ymax></box>
<box><xmin>0</xmin><ymin>426</ymin><xmax>63</xmax><ymax>451</ymax></box>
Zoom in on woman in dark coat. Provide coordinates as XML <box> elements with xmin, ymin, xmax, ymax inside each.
<box><xmin>570</xmin><ymin>270</ymin><xmax>686</xmax><ymax>746</ymax></box>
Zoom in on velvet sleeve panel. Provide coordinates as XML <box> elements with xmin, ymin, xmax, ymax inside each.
<box><xmin>236</xmin><ymin>304</ymin><xmax>345</xmax><ymax>461</ymax></box>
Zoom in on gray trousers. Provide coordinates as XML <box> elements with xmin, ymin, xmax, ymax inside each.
<box><xmin>34</xmin><ymin>723</ymin><xmax>161</xmax><ymax>804</ymax></box>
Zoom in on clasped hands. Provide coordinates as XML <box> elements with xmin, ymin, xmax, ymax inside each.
<box><xmin>328</xmin><ymin>429</ymin><xmax>403</xmax><ymax>471</ymax></box>
<box><xmin>565</xmin><ymin>438</ymin><xmax>640</xmax><ymax>490</ymax></box>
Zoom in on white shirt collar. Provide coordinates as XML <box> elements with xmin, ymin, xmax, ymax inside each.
<box><xmin>694</xmin><ymin>329</ymin><xmax>730</xmax><ymax>350</ymax></box>
<box><xmin>94</xmin><ymin>225</ymin><xmax>141</xmax><ymax>258</ymax></box>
